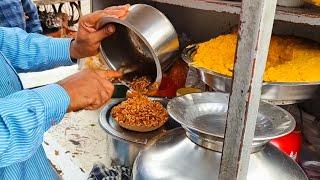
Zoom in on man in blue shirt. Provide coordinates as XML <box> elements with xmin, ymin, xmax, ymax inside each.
<box><xmin>0</xmin><ymin>0</ymin><xmax>42</xmax><ymax>33</ymax></box>
<box><xmin>0</xmin><ymin>4</ymin><xmax>129</xmax><ymax>179</ymax></box>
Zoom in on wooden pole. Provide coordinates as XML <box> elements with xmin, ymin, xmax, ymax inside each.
<box><xmin>218</xmin><ymin>0</ymin><xmax>277</xmax><ymax>180</ymax></box>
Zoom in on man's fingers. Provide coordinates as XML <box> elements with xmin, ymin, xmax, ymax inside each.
<box><xmin>103</xmin><ymin>9</ymin><xmax>128</xmax><ymax>19</ymax></box>
<box><xmin>95</xmin><ymin>70</ymin><xmax>123</xmax><ymax>79</ymax></box>
<box><xmin>95</xmin><ymin>76</ymin><xmax>114</xmax><ymax>100</ymax></box>
<box><xmin>90</xmin><ymin>24</ymin><xmax>116</xmax><ymax>43</ymax></box>
<box><xmin>81</xmin><ymin>5</ymin><xmax>129</xmax><ymax>27</ymax></box>
<box><xmin>86</xmin><ymin>83</ymin><xmax>112</xmax><ymax>110</ymax></box>
<box><xmin>99</xmin><ymin>80</ymin><xmax>114</xmax><ymax>103</ymax></box>
<box><xmin>104</xmin><ymin>4</ymin><xmax>130</xmax><ymax>11</ymax></box>
<box><xmin>86</xmin><ymin>91</ymin><xmax>103</xmax><ymax>110</ymax></box>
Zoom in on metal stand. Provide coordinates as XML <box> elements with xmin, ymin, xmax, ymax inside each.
<box><xmin>219</xmin><ymin>0</ymin><xmax>277</xmax><ymax>179</ymax></box>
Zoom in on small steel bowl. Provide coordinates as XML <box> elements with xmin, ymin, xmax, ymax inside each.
<box><xmin>99</xmin><ymin>97</ymin><xmax>180</xmax><ymax>167</ymax></box>
<box><xmin>98</xmin><ymin>4</ymin><xmax>179</xmax><ymax>87</ymax></box>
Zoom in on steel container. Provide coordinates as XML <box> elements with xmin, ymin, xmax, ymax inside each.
<box><xmin>98</xmin><ymin>4</ymin><xmax>179</xmax><ymax>87</ymax></box>
<box><xmin>132</xmin><ymin>92</ymin><xmax>307</xmax><ymax>180</ymax></box>
<box><xmin>133</xmin><ymin>128</ymin><xmax>307</xmax><ymax>180</ymax></box>
<box><xmin>181</xmin><ymin>44</ymin><xmax>320</xmax><ymax>105</ymax></box>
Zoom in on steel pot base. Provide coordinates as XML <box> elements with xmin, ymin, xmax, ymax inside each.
<box><xmin>133</xmin><ymin>128</ymin><xmax>308</xmax><ymax>180</ymax></box>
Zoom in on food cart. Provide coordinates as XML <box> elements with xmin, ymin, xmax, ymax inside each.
<box><xmin>33</xmin><ymin>0</ymin><xmax>83</xmax><ymax>33</ymax></box>
<box><xmin>92</xmin><ymin>0</ymin><xmax>320</xmax><ymax>179</ymax></box>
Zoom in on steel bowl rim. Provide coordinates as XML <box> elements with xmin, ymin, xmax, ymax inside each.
<box><xmin>99</xmin><ymin>97</ymin><xmax>171</xmax><ymax>145</ymax></box>
<box><xmin>167</xmin><ymin>92</ymin><xmax>296</xmax><ymax>141</ymax></box>
<box><xmin>98</xmin><ymin>98</ymin><xmax>139</xmax><ymax>144</ymax></box>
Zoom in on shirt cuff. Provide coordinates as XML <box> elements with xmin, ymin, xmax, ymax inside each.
<box><xmin>47</xmin><ymin>38</ymin><xmax>75</xmax><ymax>66</ymax></box>
<box><xmin>31</xmin><ymin>84</ymin><xmax>70</xmax><ymax>130</ymax></box>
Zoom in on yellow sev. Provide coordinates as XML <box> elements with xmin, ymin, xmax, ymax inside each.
<box><xmin>192</xmin><ymin>34</ymin><xmax>320</xmax><ymax>82</ymax></box>
<box><xmin>310</xmin><ymin>0</ymin><xmax>320</xmax><ymax>5</ymax></box>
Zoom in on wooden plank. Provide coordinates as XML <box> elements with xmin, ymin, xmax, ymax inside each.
<box><xmin>218</xmin><ymin>0</ymin><xmax>277</xmax><ymax>180</ymax></box>
<box><xmin>146</xmin><ymin>0</ymin><xmax>320</xmax><ymax>26</ymax></box>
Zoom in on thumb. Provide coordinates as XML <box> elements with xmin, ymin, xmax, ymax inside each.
<box><xmin>92</xmin><ymin>24</ymin><xmax>116</xmax><ymax>43</ymax></box>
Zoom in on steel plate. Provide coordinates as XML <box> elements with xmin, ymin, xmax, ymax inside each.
<box><xmin>182</xmin><ymin>44</ymin><xmax>320</xmax><ymax>105</ymax></box>
<box><xmin>167</xmin><ymin>92</ymin><xmax>296</xmax><ymax>141</ymax></box>
<box><xmin>99</xmin><ymin>97</ymin><xmax>180</xmax><ymax>145</ymax></box>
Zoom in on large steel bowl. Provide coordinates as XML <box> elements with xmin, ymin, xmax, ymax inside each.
<box><xmin>182</xmin><ymin>44</ymin><xmax>320</xmax><ymax>105</ymax></box>
<box><xmin>98</xmin><ymin>4</ymin><xmax>179</xmax><ymax>87</ymax></box>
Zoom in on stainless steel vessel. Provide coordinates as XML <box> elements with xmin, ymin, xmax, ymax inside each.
<box><xmin>132</xmin><ymin>92</ymin><xmax>307</xmax><ymax>180</ymax></box>
<box><xmin>98</xmin><ymin>4</ymin><xmax>179</xmax><ymax>87</ymax></box>
<box><xmin>99</xmin><ymin>97</ymin><xmax>180</xmax><ymax>167</ymax></box>
<box><xmin>133</xmin><ymin>128</ymin><xmax>307</xmax><ymax>180</ymax></box>
<box><xmin>182</xmin><ymin>44</ymin><xmax>320</xmax><ymax>105</ymax></box>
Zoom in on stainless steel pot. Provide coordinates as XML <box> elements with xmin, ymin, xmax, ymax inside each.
<box><xmin>132</xmin><ymin>93</ymin><xmax>307</xmax><ymax>179</ymax></box>
<box><xmin>99</xmin><ymin>98</ymin><xmax>180</xmax><ymax>167</ymax></box>
<box><xmin>98</xmin><ymin>4</ymin><xmax>179</xmax><ymax>87</ymax></box>
<box><xmin>133</xmin><ymin>128</ymin><xmax>307</xmax><ymax>180</ymax></box>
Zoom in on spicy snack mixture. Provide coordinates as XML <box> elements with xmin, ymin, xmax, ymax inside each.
<box><xmin>111</xmin><ymin>76</ymin><xmax>168</xmax><ymax>132</ymax></box>
<box><xmin>111</xmin><ymin>94</ymin><xmax>168</xmax><ymax>132</ymax></box>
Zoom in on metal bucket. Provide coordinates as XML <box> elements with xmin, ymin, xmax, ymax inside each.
<box><xmin>98</xmin><ymin>4</ymin><xmax>179</xmax><ymax>87</ymax></box>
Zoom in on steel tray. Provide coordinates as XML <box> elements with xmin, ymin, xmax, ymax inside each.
<box><xmin>167</xmin><ymin>92</ymin><xmax>296</xmax><ymax>141</ymax></box>
<box><xmin>182</xmin><ymin>44</ymin><xmax>320</xmax><ymax>105</ymax></box>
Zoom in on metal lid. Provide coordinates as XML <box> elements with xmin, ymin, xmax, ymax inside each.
<box><xmin>99</xmin><ymin>97</ymin><xmax>180</xmax><ymax>145</ymax></box>
<box><xmin>167</xmin><ymin>92</ymin><xmax>295</xmax><ymax>149</ymax></box>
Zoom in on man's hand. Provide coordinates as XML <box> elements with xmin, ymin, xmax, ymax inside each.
<box><xmin>58</xmin><ymin>69</ymin><xmax>122</xmax><ymax>112</ymax></box>
<box><xmin>70</xmin><ymin>4</ymin><xmax>130</xmax><ymax>59</ymax></box>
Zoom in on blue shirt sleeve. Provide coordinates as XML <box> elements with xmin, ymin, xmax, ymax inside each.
<box><xmin>0</xmin><ymin>84</ymin><xmax>70</xmax><ymax>167</ymax></box>
<box><xmin>0</xmin><ymin>27</ymin><xmax>74</xmax><ymax>73</ymax></box>
<box><xmin>22</xmin><ymin>0</ymin><xmax>43</xmax><ymax>33</ymax></box>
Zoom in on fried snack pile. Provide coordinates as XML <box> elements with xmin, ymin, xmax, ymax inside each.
<box><xmin>193</xmin><ymin>34</ymin><xmax>320</xmax><ymax>82</ymax></box>
<box><xmin>111</xmin><ymin>76</ymin><xmax>168</xmax><ymax>132</ymax></box>
<box><xmin>111</xmin><ymin>94</ymin><xmax>168</xmax><ymax>131</ymax></box>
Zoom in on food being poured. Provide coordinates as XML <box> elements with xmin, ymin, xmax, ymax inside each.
<box><xmin>111</xmin><ymin>94</ymin><xmax>168</xmax><ymax>132</ymax></box>
<box><xmin>130</xmin><ymin>76</ymin><xmax>152</xmax><ymax>94</ymax></box>
<box><xmin>192</xmin><ymin>33</ymin><xmax>320</xmax><ymax>82</ymax></box>
<box><xmin>112</xmin><ymin>76</ymin><xmax>168</xmax><ymax>132</ymax></box>
<box><xmin>125</xmin><ymin>76</ymin><xmax>158</xmax><ymax>97</ymax></box>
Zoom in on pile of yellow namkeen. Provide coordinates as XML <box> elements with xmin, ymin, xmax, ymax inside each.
<box><xmin>193</xmin><ymin>34</ymin><xmax>320</xmax><ymax>82</ymax></box>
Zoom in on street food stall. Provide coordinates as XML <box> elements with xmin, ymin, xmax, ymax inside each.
<box><xmin>46</xmin><ymin>0</ymin><xmax>320</xmax><ymax>179</ymax></box>
<box><xmin>33</xmin><ymin>0</ymin><xmax>82</xmax><ymax>36</ymax></box>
